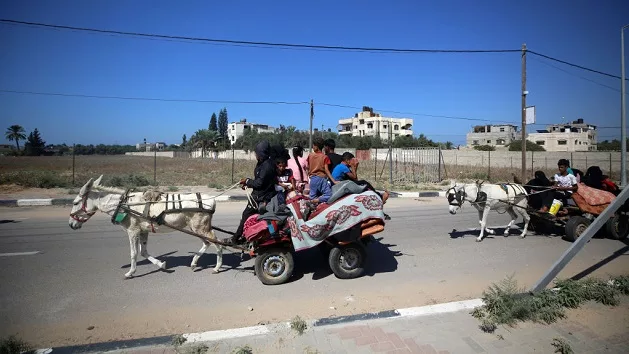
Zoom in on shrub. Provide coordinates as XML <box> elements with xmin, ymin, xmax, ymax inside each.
<box><xmin>0</xmin><ymin>171</ymin><xmax>69</xmax><ymax>188</ymax></box>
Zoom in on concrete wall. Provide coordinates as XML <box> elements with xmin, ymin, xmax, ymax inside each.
<box><xmin>125</xmin><ymin>151</ymin><xmax>190</xmax><ymax>158</ymax></box>
<box><xmin>125</xmin><ymin>148</ymin><xmax>628</xmax><ymax>175</ymax></box>
<box><xmin>440</xmin><ymin>150</ymin><xmax>627</xmax><ymax>173</ymax></box>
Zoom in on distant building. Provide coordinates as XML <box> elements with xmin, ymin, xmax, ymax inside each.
<box><xmin>466</xmin><ymin>124</ymin><xmax>518</xmax><ymax>148</ymax></box>
<box><xmin>337</xmin><ymin>106</ymin><xmax>413</xmax><ymax>141</ymax></box>
<box><xmin>136</xmin><ymin>142</ymin><xmax>166</xmax><ymax>151</ymax></box>
<box><xmin>527</xmin><ymin>118</ymin><xmax>597</xmax><ymax>152</ymax></box>
<box><xmin>228</xmin><ymin>119</ymin><xmax>277</xmax><ymax>144</ymax></box>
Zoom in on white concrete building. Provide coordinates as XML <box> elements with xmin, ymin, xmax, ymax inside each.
<box><xmin>136</xmin><ymin>142</ymin><xmax>166</xmax><ymax>151</ymax></box>
<box><xmin>527</xmin><ymin>119</ymin><xmax>597</xmax><ymax>152</ymax></box>
<box><xmin>466</xmin><ymin>124</ymin><xmax>518</xmax><ymax>148</ymax></box>
<box><xmin>337</xmin><ymin>106</ymin><xmax>413</xmax><ymax>141</ymax></box>
<box><xmin>228</xmin><ymin>119</ymin><xmax>277</xmax><ymax>144</ymax></box>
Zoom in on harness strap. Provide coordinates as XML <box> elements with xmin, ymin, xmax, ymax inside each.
<box><xmin>177</xmin><ymin>194</ymin><xmax>182</xmax><ymax>209</ymax></box>
<box><xmin>165</xmin><ymin>194</ymin><xmax>169</xmax><ymax>211</ymax></box>
<box><xmin>196</xmin><ymin>193</ymin><xmax>203</xmax><ymax>209</ymax></box>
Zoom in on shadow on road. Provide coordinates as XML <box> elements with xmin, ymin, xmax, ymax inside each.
<box><xmin>120</xmin><ymin>250</ymin><xmax>245</xmax><ymax>275</ymax></box>
<box><xmin>0</xmin><ymin>219</ymin><xmax>20</xmax><ymax>224</ymax></box>
<box><xmin>291</xmin><ymin>236</ymin><xmax>401</xmax><ymax>281</ymax></box>
<box><xmin>571</xmin><ymin>239</ymin><xmax>629</xmax><ymax>281</ymax></box>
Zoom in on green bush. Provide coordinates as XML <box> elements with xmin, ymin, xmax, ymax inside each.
<box><xmin>473</xmin><ymin>145</ymin><xmax>496</xmax><ymax>151</ymax></box>
<box><xmin>0</xmin><ymin>171</ymin><xmax>69</xmax><ymax>188</ymax></box>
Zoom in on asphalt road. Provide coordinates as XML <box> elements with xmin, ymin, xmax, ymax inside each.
<box><xmin>1</xmin><ymin>198</ymin><xmax>628</xmax><ymax>348</ymax></box>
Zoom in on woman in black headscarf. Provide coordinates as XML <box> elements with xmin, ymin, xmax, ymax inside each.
<box><xmin>231</xmin><ymin>140</ymin><xmax>278</xmax><ymax>245</ymax></box>
<box><xmin>525</xmin><ymin>171</ymin><xmax>552</xmax><ymax>210</ymax></box>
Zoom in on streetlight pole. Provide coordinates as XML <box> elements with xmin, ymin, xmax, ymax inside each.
<box><xmin>621</xmin><ymin>25</ymin><xmax>628</xmax><ymax>187</ymax></box>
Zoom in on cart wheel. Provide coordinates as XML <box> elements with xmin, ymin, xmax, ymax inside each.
<box><xmin>328</xmin><ymin>242</ymin><xmax>367</xmax><ymax>279</ymax></box>
<box><xmin>254</xmin><ymin>248</ymin><xmax>294</xmax><ymax>285</ymax></box>
<box><xmin>564</xmin><ymin>216</ymin><xmax>591</xmax><ymax>242</ymax></box>
<box><xmin>606</xmin><ymin>214</ymin><xmax>629</xmax><ymax>240</ymax></box>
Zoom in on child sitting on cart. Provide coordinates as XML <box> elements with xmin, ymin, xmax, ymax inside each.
<box><xmin>332</xmin><ymin>152</ymin><xmax>390</xmax><ymax>204</ymax></box>
<box><xmin>539</xmin><ymin>159</ymin><xmax>578</xmax><ymax>215</ymax></box>
<box><xmin>274</xmin><ymin>149</ymin><xmax>297</xmax><ymax>205</ymax></box>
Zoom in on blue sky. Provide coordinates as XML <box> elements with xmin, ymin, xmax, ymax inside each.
<box><xmin>1</xmin><ymin>0</ymin><xmax>628</xmax><ymax>146</ymax></box>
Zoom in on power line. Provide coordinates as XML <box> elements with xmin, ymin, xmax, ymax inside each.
<box><xmin>2</xmin><ymin>88</ymin><xmax>622</xmax><ymax>129</ymax></box>
<box><xmin>530</xmin><ymin>57</ymin><xmax>623</xmax><ymax>93</ymax></box>
<box><xmin>528</xmin><ymin>50</ymin><xmax>624</xmax><ymax>81</ymax></box>
<box><xmin>0</xmin><ymin>19</ymin><xmax>520</xmax><ymax>54</ymax></box>
<box><xmin>318</xmin><ymin>102</ymin><xmax>515</xmax><ymax>124</ymax></box>
<box><xmin>0</xmin><ymin>89</ymin><xmax>308</xmax><ymax>105</ymax></box>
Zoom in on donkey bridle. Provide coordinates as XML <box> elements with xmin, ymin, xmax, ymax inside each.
<box><xmin>70</xmin><ymin>193</ymin><xmax>96</xmax><ymax>222</ymax></box>
<box><xmin>446</xmin><ymin>183</ymin><xmax>487</xmax><ymax>208</ymax></box>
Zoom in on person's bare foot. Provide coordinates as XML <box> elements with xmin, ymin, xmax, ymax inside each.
<box><xmin>382</xmin><ymin>191</ymin><xmax>390</xmax><ymax>204</ymax></box>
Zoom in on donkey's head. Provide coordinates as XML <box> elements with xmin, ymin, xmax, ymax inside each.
<box><xmin>69</xmin><ymin>175</ymin><xmax>104</xmax><ymax>230</ymax></box>
<box><xmin>446</xmin><ymin>181</ymin><xmax>475</xmax><ymax>215</ymax></box>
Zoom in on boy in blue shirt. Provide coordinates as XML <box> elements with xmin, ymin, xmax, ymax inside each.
<box><xmin>332</xmin><ymin>152</ymin><xmax>389</xmax><ymax>204</ymax></box>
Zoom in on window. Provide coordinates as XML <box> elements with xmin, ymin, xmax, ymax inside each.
<box><xmin>487</xmin><ymin>140</ymin><xmax>492</xmax><ymax>144</ymax></box>
<box><xmin>472</xmin><ymin>140</ymin><xmax>479</xmax><ymax>145</ymax></box>
<box><xmin>500</xmin><ymin>127</ymin><xmax>505</xmax><ymax>132</ymax></box>
<box><xmin>359</xmin><ymin>119</ymin><xmax>365</xmax><ymax>124</ymax></box>
<box><xmin>383</xmin><ymin>125</ymin><xmax>388</xmax><ymax>129</ymax></box>
<box><xmin>558</xmin><ymin>140</ymin><xmax>567</xmax><ymax>145</ymax></box>
<box><xmin>496</xmin><ymin>139</ymin><xmax>505</xmax><ymax>145</ymax></box>
<box><xmin>367</xmin><ymin>123</ymin><xmax>373</xmax><ymax>129</ymax></box>
<box><xmin>536</xmin><ymin>141</ymin><xmax>545</xmax><ymax>145</ymax></box>
<box><xmin>394</xmin><ymin>125</ymin><xmax>399</xmax><ymax>130</ymax></box>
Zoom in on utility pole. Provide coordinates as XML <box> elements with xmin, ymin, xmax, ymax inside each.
<box><xmin>309</xmin><ymin>99</ymin><xmax>314</xmax><ymax>152</ymax></box>
<box><xmin>521</xmin><ymin>43</ymin><xmax>528</xmax><ymax>183</ymax></box>
<box><xmin>621</xmin><ymin>25</ymin><xmax>628</xmax><ymax>186</ymax></box>
<box><xmin>389</xmin><ymin>119</ymin><xmax>393</xmax><ymax>186</ymax></box>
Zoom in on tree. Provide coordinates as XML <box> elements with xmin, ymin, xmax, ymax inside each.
<box><xmin>182</xmin><ymin>134</ymin><xmax>187</xmax><ymax>148</ymax></box>
<box><xmin>24</xmin><ymin>128</ymin><xmax>46</xmax><ymax>156</ymax></box>
<box><xmin>218</xmin><ymin>108</ymin><xmax>229</xmax><ymax>146</ymax></box>
<box><xmin>508</xmin><ymin>140</ymin><xmax>546</xmax><ymax>152</ymax></box>
<box><xmin>5</xmin><ymin>124</ymin><xmax>26</xmax><ymax>151</ymax></box>
<box><xmin>190</xmin><ymin>129</ymin><xmax>220</xmax><ymax>157</ymax></box>
<box><xmin>473</xmin><ymin>145</ymin><xmax>496</xmax><ymax>151</ymax></box>
<box><xmin>209</xmin><ymin>113</ymin><xmax>218</xmax><ymax>132</ymax></box>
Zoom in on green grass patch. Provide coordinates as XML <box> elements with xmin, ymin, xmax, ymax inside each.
<box><xmin>0</xmin><ymin>335</ymin><xmax>33</xmax><ymax>354</ymax></box>
<box><xmin>471</xmin><ymin>274</ymin><xmax>629</xmax><ymax>333</ymax></box>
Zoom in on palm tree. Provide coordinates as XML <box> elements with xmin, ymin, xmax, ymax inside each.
<box><xmin>191</xmin><ymin>129</ymin><xmax>220</xmax><ymax>157</ymax></box>
<box><xmin>5</xmin><ymin>125</ymin><xmax>26</xmax><ymax>151</ymax></box>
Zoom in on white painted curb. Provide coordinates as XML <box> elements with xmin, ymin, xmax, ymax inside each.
<box><xmin>17</xmin><ymin>199</ymin><xmax>52</xmax><ymax>206</ymax></box>
<box><xmin>396</xmin><ymin>192</ymin><xmax>419</xmax><ymax>198</ymax></box>
<box><xmin>396</xmin><ymin>298</ymin><xmax>483</xmax><ymax>317</ymax></box>
<box><xmin>178</xmin><ymin>298</ymin><xmax>483</xmax><ymax>344</ymax></box>
<box><xmin>183</xmin><ymin>325</ymin><xmax>270</xmax><ymax>343</ymax></box>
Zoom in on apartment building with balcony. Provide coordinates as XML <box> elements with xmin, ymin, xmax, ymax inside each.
<box><xmin>337</xmin><ymin>106</ymin><xmax>413</xmax><ymax>141</ymax></box>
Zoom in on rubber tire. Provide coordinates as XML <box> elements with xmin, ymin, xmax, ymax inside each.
<box><xmin>564</xmin><ymin>216</ymin><xmax>591</xmax><ymax>242</ymax></box>
<box><xmin>606</xmin><ymin>214</ymin><xmax>629</xmax><ymax>240</ymax></box>
<box><xmin>254</xmin><ymin>248</ymin><xmax>294</xmax><ymax>286</ymax></box>
<box><xmin>328</xmin><ymin>242</ymin><xmax>367</xmax><ymax>279</ymax></box>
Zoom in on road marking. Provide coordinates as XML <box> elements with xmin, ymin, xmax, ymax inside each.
<box><xmin>0</xmin><ymin>251</ymin><xmax>41</xmax><ymax>257</ymax></box>
<box><xmin>396</xmin><ymin>298</ymin><xmax>484</xmax><ymax>317</ymax></box>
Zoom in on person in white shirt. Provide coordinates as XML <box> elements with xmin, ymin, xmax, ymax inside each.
<box><xmin>539</xmin><ymin>159</ymin><xmax>578</xmax><ymax>213</ymax></box>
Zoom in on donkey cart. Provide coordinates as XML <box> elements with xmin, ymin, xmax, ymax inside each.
<box><xmin>527</xmin><ymin>183</ymin><xmax>629</xmax><ymax>242</ymax></box>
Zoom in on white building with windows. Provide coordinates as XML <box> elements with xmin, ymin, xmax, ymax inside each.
<box><xmin>466</xmin><ymin>124</ymin><xmax>518</xmax><ymax>148</ymax></box>
<box><xmin>527</xmin><ymin>118</ymin><xmax>597</xmax><ymax>152</ymax></box>
<box><xmin>228</xmin><ymin>119</ymin><xmax>277</xmax><ymax>144</ymax></box>
<box><xmin>337</xmin><ymin>106</ymin><xmax>413</xmax><ymax>141</ymax></box>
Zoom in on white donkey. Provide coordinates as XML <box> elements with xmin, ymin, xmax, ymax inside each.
<box><xmin>68</xmin><ymin>175</ymin><xmax>224</xmax><ymax>278</ymax></box>
<box><xmin>446</xmin><ymin>181</ymin><xmax>531</xmax><ymax>242</ymax></box>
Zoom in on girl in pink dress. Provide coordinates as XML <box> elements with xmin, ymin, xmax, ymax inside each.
<box><xmin>287</xmin><ymin>145</ymin><xmax>309</xmax><ymax>194</ymax></box>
